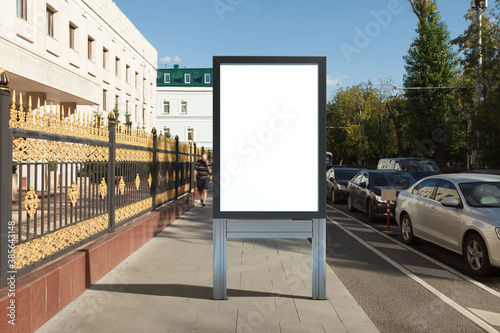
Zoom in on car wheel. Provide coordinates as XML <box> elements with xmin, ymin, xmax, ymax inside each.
<box><xmin>331</xmin><ymin>189</ymin><xmax>337</xmax><ymax>204</ymax></box>
<box><xmin>464</xmin><ymin>234</ymin><xmax>491</xmax><ymax>276</ymax></box>
<box><xmin>347</xmin><ymin>195</ymin><xmax>356</xmax><ymax>212</ymax></box>
<box><xmin>367</xmin><ymin>200</ymin><xmax>377</xmax><ymax>223</ymax></box>
<box><xmin>400</xmin><ymin>214</ymin><xmax>419</xmax><ymax>245</ymax></box>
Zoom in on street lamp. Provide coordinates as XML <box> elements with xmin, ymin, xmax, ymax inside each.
<box><xmin>470</xmin><ymin>0</ymin><xmax>488</xmax><ymax>168</ymax></box>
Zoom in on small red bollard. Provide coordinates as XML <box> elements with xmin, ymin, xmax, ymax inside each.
<box><xmin>387</xmin><ymin>200</ymin><xmax>391</xmax><ymax>231</ymax></box>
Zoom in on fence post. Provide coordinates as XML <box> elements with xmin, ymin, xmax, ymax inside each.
<box><xmin>189</xmin><ymin>141</ymin><xmax>193</xmax><ymax>194</ymax></box>
<box><xmin>151</xmin><ymin>127</ymin><xmax>157</xmax><ymax>211</ymax></box>
<box><xmin>174</xmin><ymin>135</ymin><xmax>179</xmax><ymax>200</ymax></box>
<box><xmin>0</xmin><ymin>69</ymin><xmax>12</xmax><ymax>288</ymax></box>
<box><xmin>202</xmin><ymin>146</ymin><xmax>205</xmax><ymax>156</ymax></box>
<box><xmin>107</xmin><ymin>111</ymin><xmax>116</xmax><ymax>232</ymax></box>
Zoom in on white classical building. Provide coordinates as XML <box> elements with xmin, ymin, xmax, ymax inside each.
<box><xmin>156</xmin><ymin>65</ymin><xmax>213</xmax><ymax>149</ymax></box>
<box><xmin>0</xmin><ymin>0</ymin><xmax>157</xmax><ymax>129</ymax></box>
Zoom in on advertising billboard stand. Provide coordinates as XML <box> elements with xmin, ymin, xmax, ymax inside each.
<box><xmin>213</xmin><ymin>56</ymin><xmax>326</xmax><ymax>300</ymax></box>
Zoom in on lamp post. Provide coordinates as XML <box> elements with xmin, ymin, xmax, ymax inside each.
<box><xmin>470</xmin><ymin>0</ymin><xmax>487</xmax><ymax>168</ymax></box>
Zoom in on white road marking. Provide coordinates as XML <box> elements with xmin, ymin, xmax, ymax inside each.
<box><xmin>469</xmin><ymin>308</ymin><xmax>500</xmax><ymax>327</ymax></box>
<box><xmin>328</xmin><ymin>216</ymin><xmax>353</xmax><ymax>221</ymax></box>
<box><xmin>344</xmin><ymin>226</ymin><xmax>375</xmax><ymax>233</ymax></box>
<box><xmin>403</xmin><ymin>265</ymin><xmax>461</xmax><ymax>280</ymax></box>
<box><xmin>368</xmin><ymin>241</ymin><xmax>407</xmax><ymax>251</ymax></box>
<box><xmin>327</xmin><ymin>203</ymin><xmax>500</xmax><ymax>300</ymax></box>
<box><xmin>327</xmin><ymin>216</ymin><xmax>499</xmax><ymax>333</ymax></box>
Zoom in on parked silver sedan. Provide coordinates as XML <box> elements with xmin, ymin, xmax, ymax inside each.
<box><xmin>395</xmin><ymin>174</ymin><xmax>500</xmax><ymax>276</ymax></box>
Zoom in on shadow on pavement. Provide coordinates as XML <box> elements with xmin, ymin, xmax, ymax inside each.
<box><xmin>88</xmin><ymin>283</ymin><xmax>311</xmax><ymax>300</ymax></box>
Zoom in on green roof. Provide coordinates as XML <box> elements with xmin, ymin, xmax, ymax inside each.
<box><xmin>157</xmin><ymin>65</ymin><xmax>213</xmax><ymax>87</ymax></box>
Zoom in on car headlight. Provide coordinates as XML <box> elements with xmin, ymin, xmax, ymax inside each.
<box><xmin>496</xmin><ymin>228</ymin><xmax>500</xmax><ymax>239</ymax></box>
<box><xmin>376</xmin><ymin>195</ymin><xmax>395</xmax><ymax>204</ymax></box>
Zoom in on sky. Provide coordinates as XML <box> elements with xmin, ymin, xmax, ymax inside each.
<box><xmin>115</xmin><ymin>0</ymin><xmax>475</xmax><ymax>100</ymax></box>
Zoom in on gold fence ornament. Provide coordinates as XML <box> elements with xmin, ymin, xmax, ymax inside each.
<box><xmin>135</xmin><ymin>173</ymin><xmax>140</xmax><ymax>190</ymax></box>
<box><xmin>68</xmin><ymin>181</ymin><xmax>79</xmax><ymax>207</ymax></box>
<box><xmin>23</xmin><ymin>186</ymin><xmax>40</xmax><ymax>219</ymax></box>
<box><xmin>99</xmin><ymin>177</ymin><xmax>107</xmax><ymax>199</ymax></box>
<box><xmin>157</xmin><ymin>171</ymin><xmax>161</xmax><ymax>185</ymax></box>
<box><xmin>147</xmin><ymin>173</ymin><xmax>152</xmax><ymax>187</ymax></box>
<box><xmin>118</xmin><ymin>176</ymin><xmax>125</xmax><ymax>195</ymax></box>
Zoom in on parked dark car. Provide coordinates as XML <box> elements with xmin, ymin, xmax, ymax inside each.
<box><xmin>377</xmin><ymin>158</ymin><xmax>441</xmax><ymax>180</ymax></box>
<box><xmin>326</xmin><ymin>167</ymin><xmax>362</xmax><ymax>203</ymax></box>
<box><xmin>347</xmin><ymin>170</ymin><xmax>416</xmax><ymax>222</ymax></box>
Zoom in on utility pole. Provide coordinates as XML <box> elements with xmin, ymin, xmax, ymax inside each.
<box><xmin>470</xmin><ymin>0</ymin><xmax>487</xmax><ymax>168</ymax></box>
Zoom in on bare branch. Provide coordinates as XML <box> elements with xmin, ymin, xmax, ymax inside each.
<box><xmin>408</xmin><ymin>0</ymin><xmax>420</xmax><ymax>17</ymax></box>
<box><xmin>408</xmin><ymin>0</ymin><xmax>429</xmax><ymax>24</ymax></box>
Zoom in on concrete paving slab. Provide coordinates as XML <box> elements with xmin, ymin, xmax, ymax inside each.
<box><xmin>36</xmin><ymin>196</ymin><xmax>379</xmax><ymax>333</ymax></box>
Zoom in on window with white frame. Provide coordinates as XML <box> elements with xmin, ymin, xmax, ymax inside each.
<box><xmin>17</xmin><ymin>0</ymin><xmax>27</xmax><ymax>20</ymax></box>
<box><xmin>164</xmin><ymin>73</ymin><xmax>170</xmax><ymax>83</ymax></box>
<box><xmin>103</xmin><ymin>48</ymin><xmax>108</xmax><ymax>69</ymax></box>
<box><xmin>184</xmin><ymin>73</ymin><xmax>191</xmax><ymax>84</ymax></box>
<box><xmin>163</xmin><ymin>101</ymin><xmax>170</xmax><ymax>114</ymax></box>
<box><xmin>69</xmin><ymin>23</ymin><xmax>77</xmax><ymax>51</ymax></box>
<box><xmin>125</xmin><ymin>65</ymin><xmax>130</xmax><ymax>84</ymax></box>
<box><xmin>205</xmin><ymin>73</ymin><xmax>211</xmax><ymax>84</ymax></box>
<box><xmin>103</xmin><ymin>89</ymin><xmax>107</xmax><ymax>111</ymax></box>
<box><xmin>88</xmin><ymin>36</ymin><xmax>95</xmax><ymax>61</ymax></box>
<box><xmin>163</xmin><ymin>127</ymin><xmax>170</xmax><ymax>136</ymax></box>
<box><xmin>180</xmin><ymin>101</ymin><xmax>187</xmax><ymax>114</ymax></box>
<box><xmin>46</xmin><ymin>7</ymin><xmax>55</xmax><ymax>37</ymax></box>
<box><xmin>115</xmin><ymin>57</ymin><xmax>120</xmax><ymax>77</ymax></box>
<box><xmin>187</xmin><ymin>128</ymin><xmax>194</xmax><ymax>141</ymax></box>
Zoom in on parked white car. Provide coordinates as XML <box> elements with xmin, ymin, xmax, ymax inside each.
<box><xmin>395</xmin><ymin>174</ymin><xmax>500</xmax><ymax>276</ymax></box>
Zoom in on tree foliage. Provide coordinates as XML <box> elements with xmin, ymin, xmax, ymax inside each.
<box><xmin>403</xmin><ymin>0</ymin><xmax>459</xmax><ymax>169</ymax></box>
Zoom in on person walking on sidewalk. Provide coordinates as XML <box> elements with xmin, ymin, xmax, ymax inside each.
<box><xmin>194</xmin><ymin>154</ymin><xmax>212</xmax><ymax>207</ymax></box>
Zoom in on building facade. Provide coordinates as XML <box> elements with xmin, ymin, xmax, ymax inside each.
<box><xmin>1</xmin><ymin>0</ymin><xmax>157</xmax><ymax>129</ymax></box>
<box><xmin>157</xmin><ymin>65</ymin><xmax>213</xmax><ymax>149</ymax></box>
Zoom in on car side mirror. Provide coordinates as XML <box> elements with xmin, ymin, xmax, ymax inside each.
<box><xmin>359</xmin><ymin>181</ymin><xmax>367</xmax><ymax>188</ymax></box>
<box><xmin>441</xmin><ymin>198</ymin><xmax>462</xmax><ymax>208</ymax></box>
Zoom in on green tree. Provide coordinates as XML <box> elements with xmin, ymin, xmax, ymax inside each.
<box><xmin>92</xmin><ymin>107</ymin><xmax>104</xmax><ymax>128</ymax></box>
<box><xmin>124</xmin><ymin>109</ymin><xmax>132</xmax><ymax>129</ymax></box>
<box><xmin>404</xmin><ymin>0</ymin><xmax>459</xmax><ymax>169</ymax></box>
<box><xmin>112</xmin><ymin>103</ymin><xmax>120</xmax><ymax>124</ymax></box>
<box><xmin>327</xmin><ymin>81</ymin><xmax>388</xmax><ymax>166</ymax></box>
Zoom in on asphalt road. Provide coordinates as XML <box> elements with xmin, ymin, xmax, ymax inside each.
<box><xmin>326</xmin><ymin>199</ymin><xmax>500</xmax><ymax>333</ymax></box>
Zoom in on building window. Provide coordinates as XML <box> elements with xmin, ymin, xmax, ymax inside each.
<box><xmin>126</xmin><ymin>100</ymin><xmax>129</xmax><ymax>114</ymax></box>
<box><xmin>126</xmin><ymin>65</ymin><xmax>130</xmax><ymax>84</ymax></box>
<box><xmin>143</xmin><ymin>78</ymin><xmax>146</xmax><ymax>93</ymax></box>
<box><xmin>180</xmin><ymin>101</ymin><xmax>187</xmax><ymax>114</ymax></box>
<box><xmin>69</xmin><ymin>23</ymin><xmax>77</xmax><ymax>51</ymax></box>
<box><xmin>184</xmin><ymin>73</ymin><xmax>191</xmax><ymax>84</ymax></box>
<box><xmin>17</xmin><ymin>0</ymin><xmax>27</xmax><ymax>20</ymax></box>
<box><xmin>103</xmin><ymin>48</ymin><xmax>108</xmax><ymax>69</ymax></box>
<box><xmin>163</xmin><ymin>101</ymin><xmax>170</xmax><ymax>114</ymax></box>
<box><xmin>115</xmin><ymin>95</ymin><xmax>119</xmax><ymax>110</ymax></box>
<box><xmin>135</xmin><ymin>72</ymin><xmax>139</xmax><ymax>89</ymax></box>
<box><xmin>205</xmin><ymin>73</ymin><xmax>211</xmax><ymax>84</ymax></box>
<box><xmin>103</xmin><ymin>89</ymin><xmax>107</xmax><ymax>111</ymax></box>
<box><xmin>150</xmin><ymin>82</ymin><xmax>153</xmax><ymax>99</ymax></box>
<box><xmin>164</xmin><ymin>73</ymin><xmax>170</xmax><ymax>83</ymax></box>
<box><xmin>163</xmin><ymin>127</ymin><xmax>170</xmax><ymax>136</ymax></box>
<box><xmin>46</xmin><ymin>7</ymin><xmax>55</xmax><ymax>37</ymax></box>
<box><xmin>115</xmin><ymin>57</ymin><xmax>120</xmax><ymax>77</ymax></box>
<box><xmin>88</xmin><ymin>36</ymin><xmax>95</xmax><ymax>62</ymax></box>
<box><xmin>142</xmin><ymin>108</ymin><xmax>146</xmax><ymax>126</ymax></box>
<box><xmin>187</xmin><ymin>128</ymin><xmax>194</xmax><ymax>141</ymax></box>
<box><xmin>135</xmin><ymin>104</ymin><xmax>138</xmax><ymax>123</ymax></box>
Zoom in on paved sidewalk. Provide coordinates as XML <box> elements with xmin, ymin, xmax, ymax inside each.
<box><xmin>36</xmin><ymin>197</ymin><xmax>378</xmax><ymax>333</ymax></box>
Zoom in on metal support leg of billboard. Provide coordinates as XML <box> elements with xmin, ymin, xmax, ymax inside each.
<box><xmin>213</xmin><ymin>218</ymin><xmax>326</xmax><ymax>300</ymax></box>
<box><xmin>213</xmin><ymin>218</ymin><xmax>227</xmax><ymax>300</ymax></box>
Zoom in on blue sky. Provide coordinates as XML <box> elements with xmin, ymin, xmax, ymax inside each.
<box><xmin>115</xmin><ymin>0</ymin><xmax>474</xmax><ymax>99</ymax></box>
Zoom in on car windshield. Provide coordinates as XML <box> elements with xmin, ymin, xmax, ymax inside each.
<box><xmin>459</xmin><ymin>182</ymin><xmax>500</xmax><ymax>207</ymax></box>
<box><xmin>370</xmin><ymin>172</ymin><xmax>416</xmax><ymax>188</ymax></box>
<box><xmin>335</xmin><ymin>169</ymin><xmax>360</xmax><ymax>181</ymax></box>
<box><xmin>402</xmin><ymin>159</ymin><xmax>440</xmax><ymax>173</ymax></box>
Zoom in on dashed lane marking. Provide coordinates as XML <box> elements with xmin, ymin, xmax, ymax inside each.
<box><xmin>344</xmin><ymin>226</ymin><xmax>375</xmax><ymax>233</ymax></box>
<box><xmin>403</xmin><ymin>265</ymin><xmax>461</xmax><ymax>280</ymax></box>
<box><xmin>328</xmin><ymin>216</ymin><xmax>499</xmax><ymax>333</ymax></box>
<box><xmin>367</xmin><ymin>241</ymin><xmax>407</xmax><ymax>251</ymax></box>
<box><xmin>327</xmin><ymin>203</ymin><xmax>500</xmax><ymax>300</ymax></box>
<box><xmin>469</xmin><ymin>308</ymin><xmax>500</xmax><ymax>327</ymax></box>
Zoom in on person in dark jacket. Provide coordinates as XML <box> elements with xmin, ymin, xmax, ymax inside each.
<box><xmin>194</xmin><ymin>154</ymin><xmax>212</xmax><ymax>207</ymax></box>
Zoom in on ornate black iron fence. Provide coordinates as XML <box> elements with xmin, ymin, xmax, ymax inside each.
<box><xmin>0</xmin><ymin>83</ymin><xmax>212</xmax><ymax>287</ymax></box>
